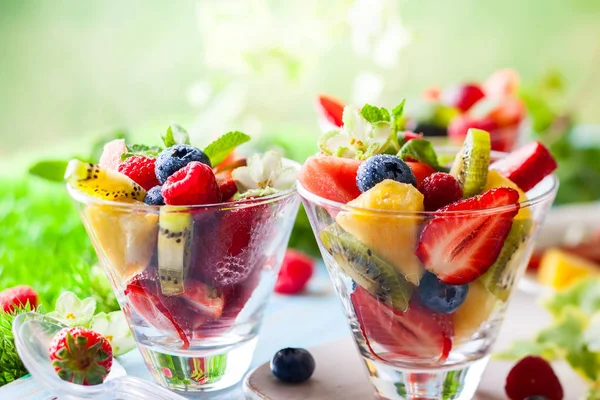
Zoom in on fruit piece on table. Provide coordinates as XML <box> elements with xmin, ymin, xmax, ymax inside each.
<box><xmin>537</xmin><ymin>248</ymin><xmax>600</xmax><ymax>290</ymax></box>
<box><xmin>440</xmin><ymin>84</ymin><xmax>486</xmax><ymax>113</ymax></box>
<box><xmin>351</xmin><ymin>286</ymin><xmax>452</xmax><ymax>362</ymax></box>
<box><xmin>270</xmin><ymin>347</ymin><xmax>316</xmax><ymax>383</ymax></box>
<box><xmin>320</xmin><ymin>224</ymin><xmax>413</xmax><ymax>311</ymax></box>
<box><xmin>275</xmin><ymin>249</ymin><xmax>315</xmax><ymax>295</ymax></box>
<box><xmin>479</xmin><ymin>218</ymin><xmax>533</xmax><ymax>301</ymax></box>
<box><xmin>416</xmin><ymin>187</ymin><xmax>520</xmax><ymax>285</ymax></box>
<box><xmin>419</xmin><ymin>172</ymin><xmax>463</xmax><ymax>211</ymax></box>
<box><xmin>0</xmin><ymin>285</ymin><xmax>38</xmax><ymax>313</ymax></box>
<box><xmin>98</xmin><ymin>138</ymin><xmax>127</xmax><ymax>171</ymax></box>
<box><xmin>157</xmin><ymin>206</ymin><xmax>193</xmax><ymax>296</ymax></box>
<box><xmin>48</xmin><ymin>327</ymin><xmax>113</xmax><ymax>386</ymax></box>
<box><xmin>85</xmin><ymin>205</ymin><xmax>159</xmax><ymax>281</ymax></box>
<box><xmin>315</xmin><ymin>94</ymin><xmax>345</xmax><ymax>128</ymax></box>
<box><xmin>118</xmin><ymin>155</ymin><xmax>160</xmax><ymax>191</ymax></box>
<box><xmin>65</xmin><ymin>160</ymin><xmax>147</xmax><ymax>202</ymax></box>
<box><xmin>449</xmin><ymin>128</ymin><xmax>491</xmax><ymax>198</ymax></box>
<box><xmin>504</xmin><ymin>355</ymin><xmax>563</xmax><ymax>400</ymax></box>
<box><xmin>144</xmin><ymin>185</ymin><xmax>164</xmax><ymax>206</ymax></box>
<box><xmin>155</xmin><ymin>144</ymin><xmax>212</xmax><ymax>184</ymax></box>
<box><xmin>182</xmin><ymin>279</ymin><xmax>224</xmax><ymax>318</ymax></box>
<box><xmin>161</xmin><ymin>161</ymin><xmax>221</xmax><ymax>206</ymax></box>
<box><xmin>356</xmin><ymin>155</ymin><xmax>417</xmax><ymax>192</ymax></box>
<box><xmin>406</xmin><ymin>161</ymin><xmax>436</xmax><ymax>186</ymax></box>
<box><xmin>418</xmin><ymin>271</ymin><xmax>468</xmax><ymax>314</ymax></box>
<box><xmin>336</xmin><ymin>180</ymin><xmax>425</xmax><ymax>285</ymax></box>
<box><xmin>490</xmin><ymin>141</ymin><xmax>557</xmax><ymax>192</ymax></box>
<box><xmin>452</xmin><ymin>281</ymin><xmax>497</xmax><ymax>343</ymax></box>
<box><xmin>298</xmin><ymin>156</ymin><xmax>362</xmax><ymax>203</ymax></box>
<box><xmin>483</xmin><ymin>169</ymin><xmax>531</xmax><ymax>219</ymax></box>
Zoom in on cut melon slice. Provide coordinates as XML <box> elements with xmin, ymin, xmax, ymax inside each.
<box><xmin>336</xmin><ymin>180</ymin><xmax>424</xmax><ymax>284</ymax></box>
<box><xmin>298</xmin><ymin>156</ymin><xmax>361</xmax><ymax>204</ymax></box>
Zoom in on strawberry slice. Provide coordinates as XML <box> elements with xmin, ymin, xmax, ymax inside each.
<box><xmin>406</xmin><ymin>161</ymin><xmax>436</xmax><ymax>186</ymax></box>
<box><xmin>351</xmin><ymin>287</ymin><xmax>452</xmax><ymax>363</ymax></box>
<box><xmin>215</xmin><ymin>169</ymin><xmax>238</xmax><ymax>201</ymax></box>
<box><xmin>416</xmin><ymin>188</ymin><xmax>520</xmax><ymax>285</ymax></box>
<box><xmin>315</xmin><ymin>94</ymin><xmax>345</xmax><ymax>129</ymax></box>
<box><xmin>182</xmin><ymin>279</ymin><xmax>224</xmax><ymax>318</ymax></box>
<box><xmin>124</xmin><ymin>280</ymin><xmax>190</xmax><ymax>349</ymax></box>
<box><xmin>491</xmin><ymin>141</ymin><xmax>557</xmax><ymax>192</ymax></box>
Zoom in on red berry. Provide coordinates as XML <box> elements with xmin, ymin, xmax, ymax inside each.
<box><xmin>441</xmin><ymin>84</ymin><xmax>486</xmax><ymax>113</ymax></box>
<box><xmin>505</xmin><ymin>356</ymin><xmax>564</xmax><ymax>400</ymax></box>
<box><xmin>48</xmin><ymin>327</ymin><xmax>113</xmax><ymax>385</ymax></box>
<box><xmin>215</xmin><ymin>170</ymin><xmax>238</xmax><ymax>201</ymax></box>
<box><xmin>419</xmin><ymin>172</ymin><xmax>463</xmax><ymax>211</ymax></box>
<box><xmin>162</xmin><ymin>161</ymin><xmax>221</xmax><ymax>206</ymax></box>
<box><xmin>0</xmin><ymin>285</ymin><xmax>38</xmax><ymax>313</ymax></box>
<box><xmin>118</xmin><ymin>156</ymin><xmax>160</xmax><ymax>191</ymax></box>
<box><xmin>315</xmin><ymin>94</ymin><xmax>345</xmax><ymax>128</ymax></box>
<box><xmin>275</xmin><ymin>249</ymin><xmax>315</xmax><ymax>295</ymax></box>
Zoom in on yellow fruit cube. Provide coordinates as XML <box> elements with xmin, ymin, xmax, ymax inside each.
<box><xmin>538</xmin><ymin>248</ymin><xmax>600</xmax><ymax>290</ymax></box>
<box><xmin>453</xmin><ymin>281</ymin><xmax>497</xmax><ymax>343</ymax></box>
<box><xmin>483</xmin><ymin>170</ymin><xmax>530</xmax><ymax>219</ymax></box>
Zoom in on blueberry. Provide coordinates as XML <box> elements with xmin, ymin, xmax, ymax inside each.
<box><xmin>270</xmin><ymin>348</ymin><xmax>315</xmax><ymax>383</ymax></box>
<box><xmin>155</xmin><ymin>144</ymin><xmax>211</xmax><ymax>184</ymax></box>
<box><xmin>356</xmin><ymin>155</ymin><xmax>417</xmax><ymax>192</ymax></box>
<box><xmin>418</xmin><ymin>272</ymin><xmax>469</xmax><ymax>314</ymax></box>
<box><xmin>524</xmin><ymin>397</ymin><xmax>549</xmax><ymax>400</ymax></box>
<box><xmin>144</xmin><ymin>186</ymin><xmax>164</xmax><ymax>205</ymax></box>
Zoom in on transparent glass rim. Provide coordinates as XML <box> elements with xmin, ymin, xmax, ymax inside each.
<box><xmin>67</xmin><ymin>158</ymin><xmax>301</xmax><ymax>212</ymax></box>
<box><xmin>297</xmin><ymin>147</ymin><xmax>559</xmax><ymax>216</ymax></box>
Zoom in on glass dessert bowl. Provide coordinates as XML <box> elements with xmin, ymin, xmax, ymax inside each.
<box><xmin>65</xmin><ymin>128</ymin><xmax>301</xmax><ymax>393</ymax></box>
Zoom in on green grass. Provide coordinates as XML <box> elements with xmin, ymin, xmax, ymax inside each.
<box><xmin>0</xmin><ymin>178</ymin><xmax>118</xmax><ymax>313</ymax></box>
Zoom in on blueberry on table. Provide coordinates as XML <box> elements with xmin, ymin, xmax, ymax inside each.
<box><xmin>155</xmin><ymin>144</ymin><xmax>211</xmax><ymax>184</ymax></box>
<box><xmin>270</xmin><ymin>348</ymin><xmax>315</xmax><ymax>383</ymax></box>
<box><xmin>356</xmin><ymin>155</ymin><xmax>417</xmax><ymax>192</ymax></box>
<box><xmin>418</xmin><ymin>271</ymin><xmax>469</xmax><ymax>314</ymax></box>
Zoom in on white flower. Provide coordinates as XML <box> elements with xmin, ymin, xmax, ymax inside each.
<box><xmin>47</xmin><ymin>292</ymin><xmax>96</xmax><ymax>327</ymax></box>
<box><xmin>90</xmin><ymin>311</ymin><xmax>136</xmax><ymax>357</ymax></box>
<box><xmin>232</xmin><ymin>150</ymin><xmax>297</xmax><ymax>197</ymax></box>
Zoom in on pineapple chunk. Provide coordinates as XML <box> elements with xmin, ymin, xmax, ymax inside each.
<box><xmin>483</xmin><ymin>169</ymin><xmax>530</xmax><ymax>219</ymax></box>
<box><xmin>453</xmin><ymin>281</ymin><xmax>497</xmax><ymax>343</ymax></box>
<box><xmin>538</xmin><ymin>248</ymin><xmax>600</xmax><ymax>290</ymax></box>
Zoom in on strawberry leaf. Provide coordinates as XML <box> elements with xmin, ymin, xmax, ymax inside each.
<box><xmin>203</xmin><ymin>131</ymin><xmax>251</xmax><ymax>166</ymax></box>
<box><xmin>161</xmin><ymin>124</ymin><xmax>190</xmax><ymax>147</ymax></box>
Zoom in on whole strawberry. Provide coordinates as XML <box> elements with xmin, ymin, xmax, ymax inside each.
<box><xmin>162</xmin><ymin>161</ymin><xmax>221</xmax><ymax>206</ymax></box>
<box><xmin>118</xmin><ymin>156</ymin><xmax>160</xmax><ymax>191</ymax></box>
<box><xmin>0</xmin><ymin>285</ymin><xmax>38</xmax><ymax>313</ymax></box>
<box><xmin>49</xmin><ymin>327</ymin><xmax>113</xmax><ymax>385</ymax></box>
<box><xmin>275</xmin><ymin>249</ymin><xmax>315</xmax><ymax>295</ymax></box>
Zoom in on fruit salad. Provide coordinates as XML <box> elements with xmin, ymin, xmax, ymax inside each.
<box><xmin>298</xmin><ymin>102</ymin><xmax>557</xmax><ymax>366</ymax></box>
<box><xmin>64</xmin><ymin>125</ymin><xmax>299</xmax><ymax>358</ymax></box>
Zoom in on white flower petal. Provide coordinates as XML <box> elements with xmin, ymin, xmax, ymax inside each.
<box><xmin>90</xmin><ymin>311</ymin><xmax>135</xmax><ymax>356</ymax></box>
<box><xmin>90</xmin><ymin>312</ymin><xmax>111</xmax><ymax>334</ymax></box>
<box><xmin>232</xmin><ymin>166</ymin><xmax>260</xmax><ymax>191</ymax></box>
<box><xmin>79</xmin><ymin>297</ymin><xmax>97</xmax><ymax>323</ymax></box>
<box><xmin>370</xmin><ymin>122</ymin><xmax>392</xmax><ymax>144</ymax></box>
<box><xmin>271</xmin><ymin>167</ymin><xmax>297</xmax><ymax>190</ymax></box>
<box><xmin>248</xmin><ymin>154</ymin><xmax>267</xmax><ymax>184</ymax></box>
<box><xmin>55</xmin><ymin>292</ymin><xmax>81</xmax><ymax>315</ymax></box>
<box><xmin>325</xmin><ymin>131</ymin><xmax>353</xmax><ymax>153</ymax></box>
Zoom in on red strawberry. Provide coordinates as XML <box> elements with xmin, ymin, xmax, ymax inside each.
<box><xmin>49</xmin><ymin>327</ymin><xmax>113</xmax><ymax>385</ymax></box>
<box><xmin>406</xmin><ymin>161</ymin><xmax>436</xmax><ymax>186</ymax></box>
<box><xmin>505</xmin><ymin>356</ymin><xmax>564</xmax><ymax>400</ymax></box>
<box><xmin>491</xmin><ymin>141</ymin><xmax>557</xmax><ymax>192</ymax></box>
<box><xmin>0</xmin><ymin>285</ymin><xmax>38</xmax><ymax>313</ymax></box>
<box><xmin>315</xmin><ymin>94</ymin><xmax>345</xmax><ymax>128</ymax></box>
<box><xmin>162</xmin><ymin>161</ymin><xmax>221</xmax><ymax>206</ymax></box>
<box><xmin>416</xmin><ymin>188</ymin><xmax>520</xmax><ymax>284</ymax></box>
<box><xmin>215</xmin><ymin>169</ymin><xmax>238</xmax><ymax>201</ymax></box>
<box><xmin>400</xmin><ymin>131</ymin><xmax>424</xmax><ymax>144</ymax></box>
<box><xmin>275</xmin><ymin>249</ymin><xmax>315</xmax><ymax>295</ymax></box>
<box><xmin>419</xmin><ymin>172</ymin><xmax>463</xmax><ymax>211</ymax></box>
<box><xmin>351</xmin><ymin>287</ymin><xmax>452</xmax><ymax>363</ymax></box>
<box><xmin>448</xmin><ymin>114</ymin><xmax>499</xmax><ymax>145</ymax></box>
<box><xmin>118</xmin><ymin>155</ymin><xmax>160</xmax><ymax>191</ymax></box>
<box><xmin>441</xmin><ymin>84</ymin><xmax>486</xmax><ymax>113</ymax></box>
<box><xmin>182</xmin><ymin>279</ymin><xmax>224</xmax><ymax>318</ymax></box>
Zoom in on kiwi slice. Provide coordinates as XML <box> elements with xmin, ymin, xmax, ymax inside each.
<box><xmin>157</xmin><ymin>206</ymin><xmax>193</xmax><ymax>296</ymax></box>
<box><xmin>320</xmin><ymin>224</ymin><xmax>413</xmax><ymax>311</ymax></box>
<box><xmin>480</xmin><ymin>219</ymin><xmax>533</xmax><ymax>301</ymax></box>
<box><xmin>450</xmin><ymin>128</ymin><xmax>491</xmax><ymax>198</ymax></box>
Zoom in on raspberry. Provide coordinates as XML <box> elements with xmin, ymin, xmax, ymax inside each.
<box><xmin>118</xmin><ymin>156</ymin><xmax>160</xmax><ymax>191</ymax></box>
<box><xmin>505</xmin><ymin>356</ymin><xmax>563</xmax><ymax>400</ymax></box>
<box><xmin>162</xmin><ymin>161</ymin><xmax>221</xmax><ymax>206</ymax></box>
<box><xmin>275</xmin><ymin>249</ymin><xmax>314</xmax><ymax>295</ymax></box>
<box><xmin>0</xmin><ymin>285</ymin><xmax>38</xmax><ymax>313</ymax></box>
<box><xmin>418</xmin><ymin>172</ymin><xmax>463</xmax><ymax>211</ymax></box>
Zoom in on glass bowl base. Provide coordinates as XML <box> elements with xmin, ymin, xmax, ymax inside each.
<box><xmin>363</xmin><ymin>355</ymin><xmax>490</xmax><ymax>400</ymax></box>
<box><xmin>138</xmin><ymin>338</ymin><xmax>258</xmax><ymax>393</ymax></box>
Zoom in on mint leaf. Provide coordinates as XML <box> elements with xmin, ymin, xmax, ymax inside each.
<box><xmin>565</xmin><ymin>345</ymin><xmax>600</xmax><ymax>381</ymax></box>
<box><xmin>203</xmin><ymin>131</ymin><xmax>251</xmax><ymax>166</ymax></box>
<box><xmin>494</xmin><ymin>338</ymin><xmax>559</xmax><ymax>361</ymax></box>
<box><xmin>28</xmin><ymin>160</ymin><xmax>69</xmax><ymax>182</ymax></box>
<box><xmin>544</xmin><ymin>278</ymin><xmax>600</xmax><ymax>318</ymax></box>
<box><xmin>360</xmin><ymin>104</ymin><xmax>390</xmax><ymax>124</ymax></box>
<box><xmin>397</xmin><ymin>139</ymin><xmax>441</xmax><ymax>170</ymax></box>
<box><xmin>161</xmin><ymin>123</ymin><xmax>190</xmax><ymax>147</ymax></box>
<box><xmin>391</xmin><ymin>99</ymin><xmax>406</xmax><ymax>133</ymax></box>
<box><xmin>121</xmin><ymin>144</ymin><xmax>163</xmax><ymax>161</ymax></box>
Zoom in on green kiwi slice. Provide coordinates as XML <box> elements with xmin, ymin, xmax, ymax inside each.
<box><xmin>450</xmin><ymin>128</ymin><xmax>491</xmax><ymax>198</ymax></box>
<box><xmin>320</xmin><ymin>224</ymin><xmax>413</xmax><ymax>311</ymax></box>
<box><xmin>157</xmin><ymin>206</ymin><xmax>192</xmax><ymax>296</ymax></box>
<box><xmin>479</xmin><ymin>219</ymin><xmax>533</xmax><ymax>301</ymax></box>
